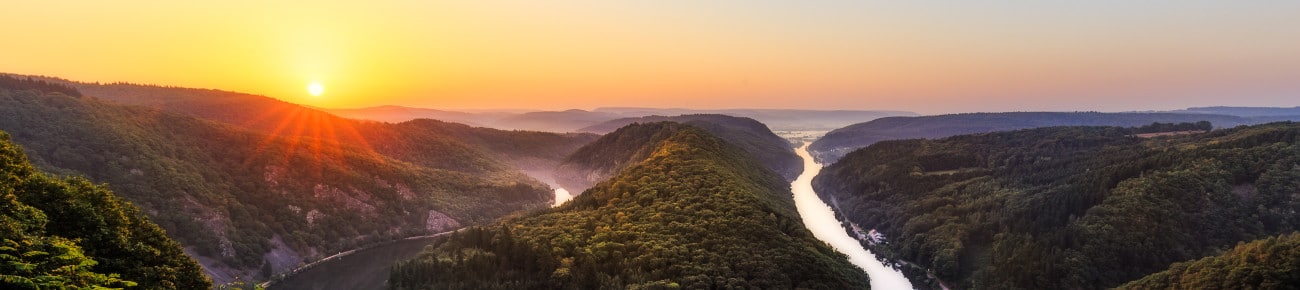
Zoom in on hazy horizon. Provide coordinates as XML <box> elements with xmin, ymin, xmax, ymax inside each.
<box><xmin>4</xmin><ymin>1</ymin><xmax>1299</xmax><ymax>114</ymax></box>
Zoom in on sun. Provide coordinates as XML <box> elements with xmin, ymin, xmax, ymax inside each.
<box><xmin>307</xmin><ymin>82</ymin><xmax>325</xmax><ymax>96</ymax></box>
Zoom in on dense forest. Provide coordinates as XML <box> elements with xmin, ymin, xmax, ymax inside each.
<box><xmin>578</xmin><ymin>114</ymin><xmax>801</xmax><ymax>180</ymax></box>
<box><xmin>1</xmin><ymin>131</ymin><xmax>210</xmax><ymax>289</ymax></box>
<box><xmin>1118</xmin><ymin>232</ymin><xmax>1300</xmax><ymax>289</ymax></box>
<box><xmin>18</xmin><ymin>75</ymin><xmax>596</xmax><ymax>174</ymax></box>
<box><xmin>389</xmin><ymin>123</ymin><xmax>869</xmax><ymax>289</ymax></box>
<box><xmin>389</xmin><ymin>119</ymin><xmax>599</xmax><ymax>171</ymax></box>
<box><xmin>814</xmin><ymin>122</ymin><xmax>1300</xmax><ymax>289</ymax></box>
<box><xmin>0</xmin><ymin>75</ymin><xmax>81</xmax><ymax>97</ymax></box>
<box><xmin>1127</xmin><ymin>121</ymin><xmax>1213</xmax><ymax>134</ymax></box>
<box><xmin>809</xmin><ymin>111</ymin><xmax>1300</xmax><ymax>163</ymax></box>
<box><xmin>0</xmin><ymin>87</ymin><xmax>555</xmax><ymax>283</ymax></box>
<box><xmin>557</xmin><ymin>115</ymin><xmax>799</xmax><ymax>193</ymax></box>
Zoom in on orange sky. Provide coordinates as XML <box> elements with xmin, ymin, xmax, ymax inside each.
<box><xmin>2</xmin><ymin>1</ymin><xmax>1299</xmax><ymax>114</ymax></box>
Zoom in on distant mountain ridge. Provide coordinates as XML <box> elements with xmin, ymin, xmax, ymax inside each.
<box><xmin>810</xmin><ymin>111</ymin><xmax>1300</xmax><ymax>163</ymax></box>
<box><xmin>324</xmin><ymin>105</ymin><xmax>505</xmax><ymax>126</ymax></box>
<box><xmin>1169</xmin><ymin>106</ymin><xmax>1300</xmax><ymax>117</ymax></box>
<box><xmin>322</xmin><ymin>105</ymin><xmax>915</xmax><ymax>132</ymax></box>
<box><xmin>593</xmin><ymin>107</ymin><xmax>917</xmax><ymax>131</ymax></box>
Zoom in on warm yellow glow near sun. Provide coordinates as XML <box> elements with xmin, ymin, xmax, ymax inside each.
<box><xmin>307</xmin><ymin>83</ymin><xmax>324</xmax><ymax>97</ymax></box>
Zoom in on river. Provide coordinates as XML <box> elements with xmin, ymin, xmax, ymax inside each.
<box><xmin>791</xmin><ymin>141</ymin><xmax>915</xmax><ymax>290</ymax></box>
<box><xmin>553</xmin><ymin>187</ymin><xmax>573</xmax><ymax>206</ymax></box>
<box><xmin>268</xmin><ymin>175</ymin><xmax>571</xmax><ymax>289</ymax></box>
<box><xmin>269</xmin><ymin>143</ymin><xmax>906</xmax><ymax>289</ymax></box>
<box><xmin>267</xmin><ymin>236</ymin><xmax>440</xmax><ymax>290</ymax></box>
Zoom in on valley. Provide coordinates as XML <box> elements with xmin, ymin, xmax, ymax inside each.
<box><xmin>4</xmin><ymin>75</ymin><xmax>1300</xmax><ymax>290</ymax></box>
<box><xmin>267</xmin><ymin>234</ymin><xmax>451</xmax><ymax>290</ymax></box>
<box><xmin>789</xmin><ymin>139</ymin><xmax>914</xmax><ymax>289</ymax></box>
<box><xmin>7</xmin><ymin>3</ymin><xmax>1300</xmax><ymax>289</ymax></box>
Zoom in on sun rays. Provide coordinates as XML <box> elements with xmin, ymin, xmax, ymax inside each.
<box><xmin>240</xmin><ymin>105</ymin><xmax>380</xmax><ymax>179</ymax></box>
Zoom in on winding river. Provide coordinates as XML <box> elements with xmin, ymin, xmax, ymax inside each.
<box><xmin>268</xmin><ymin>235</ymin><xmax>442</xmax><ymax>290</ymax></box>
<box><xmin>791</xmin><ymin>141</ymin><xmax>915</xmax><ymax>289</ymax></box>
<box><xmin>270</xmin><ymin>142</ymin><xmax>910</xmax><ymax>289</ymax></box>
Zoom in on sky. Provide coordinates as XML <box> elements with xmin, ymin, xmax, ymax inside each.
<box><xmin>2</xmin><ymin>1</ymin><xmax>1299</xmax><ymax>114</ymax></box>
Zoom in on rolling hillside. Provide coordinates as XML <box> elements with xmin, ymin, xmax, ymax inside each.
<box><xmin>1118</xmin><ymin>232</ymin><xmax>1300</xmax><ymax>289</ymax></box>
<box><xmin>593</xmin><ymin>107</ymin><xmax>916</xmax><ymax>131</ymax></box>
<box><xmin>559</xmin><ymin>115</ymin><xmax>800</xmax><ymax>192</ymax></box>
<box><xmin>16</xmin><ymin>75</ymin><xmax>596</xmax><ymax>173</ymax></box>
<box><xmin>578</xmin><ymin>114</ymin><xmax>800</xmax><ymax>180</ymax></box>
<box><xmin>0</xmin><ymin>81</ymin><xmax>555</xmax><ymax>283</ymax></box>
<box><xmin>1</xmin><ymin>131</ymin><xmax>210</xmax><ymax>289</ymax></box>
<box><xmin>814</xmin><ymin>122</ymin><xmax>1300</xmax><ymax>289</ymax></box>
<box><xmin>389</xmin><ymin>123</ymin><xmax>870</xmax><ymax>289</ymax></box>
<box><xmin>809</xmin><ymin>111</ymin><xmax>1300</xmax><ymax>163</ymax></box>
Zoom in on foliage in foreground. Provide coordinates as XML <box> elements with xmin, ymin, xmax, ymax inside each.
<box><xmin>1</xmin><ymin>131</ymin><xmax>210</xmax><ymax>289</ymax></box>
<box><xmin>1118</xmin><ymin>232</ymin><xmax>1300</xmax><ymax>290</ymax></box>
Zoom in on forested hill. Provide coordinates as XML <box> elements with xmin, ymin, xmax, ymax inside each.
<box><xmin>388</xmin><ymin>123</ymin><xmax>870</xmax><ymax>289</ymax></box>
<box><xmin>392</xmin><ymin>119</ymin><xmax>599</xmax><ymax>171</ymax></box>
<box><xmin>0</xmin><ymin>86</ymin><xmax>553</xmax><ymax>283</ymax></box>
<box><xmin>809</xmin><ymin>111</ymin><xmax>1300</xmax><ymax>163</ymax></box>
<box><xmin>1</xmin><ymin>131</ymin><xmax>210</xmax><ymax>289</ymax></box>
<box><xmin>556</xmin><ymin>117</ymin><xmax>799</xmax><ymax>193</ymax></box>
<box><xmin>1117</xmin><ymin>232</ymin><xmax>1300</xmax><ymax>289</ymax></box>
<box><xmin>814</xmin><ymin>122</ymin><xmax>1300</xmax><ymax>289</ymax></box>
<box><xmin>12</xmin><ymin>74</ymin><xmax>595</xmax><ymax>173</ymax></box>
<box><xmin>579</xmin><ymin>114</ymin><xmax>800</xmax><ymax>181</ymax></box>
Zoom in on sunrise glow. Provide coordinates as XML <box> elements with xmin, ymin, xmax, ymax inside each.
<box><xmin>308</xmin><ymin>83</ymin><xmax>324</xmax><ymax>97</ymax></box>
<box><xmin>2</xmin><ymin>1</ymin><xmax>1298</xmax><ymax>113</ymax></box>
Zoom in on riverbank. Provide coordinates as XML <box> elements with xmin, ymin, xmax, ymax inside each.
<box><xmin>790</xmin><ymin>141</ymin><xmax>915</xmax><ymax>289</ymax></box>
<box><xmin>260</xmin><ymin>230</ymin><xmax>459</xmax><ymax>289</ymax></box>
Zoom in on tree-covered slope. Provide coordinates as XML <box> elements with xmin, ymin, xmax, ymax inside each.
<box><xmin>808</xmin><ymin>111</ymin><xmax>1294</xmax><ymax>163</ymax></box>
<box><xmin>0</xmin><ymin>86</ymin><xmax>552</xmax><ymax>283</ymax></box>
<box><xmin>1</xmin><ymin>131</ymin><xmax>211</xmax><ymax>289</ymax></box>
<box><xmin>557</xmin><ymin>116</ymin><xmax>799</xmax><ymax>193</ymax></box>
<box><xmin>389</xmin><ymin>123</ymin><xmax>870</xmax><ymax>289</ymax></box>
<box><xmin>1118</xmin><ymin>233</ymin><xmax>1300</xmax><ymax>290</ymax></box>
<box><xmin>814</xmin><ymin>122</ymin><xmax>1300</xmax><ymax>289</ymax></box>
<box><xmin>579</xmin><ymin>114</ymin><xmax>800</xmax><ymax>180</ymax></box>
<box><xmin>392</xmin><ymin>119</ymin><xmax>599</xmax><ymax>171</ymax></box>
<box><xmin>18</xmin><ymin>75</ymin><xmax>595</xmax><ymax>174</ymax></box>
